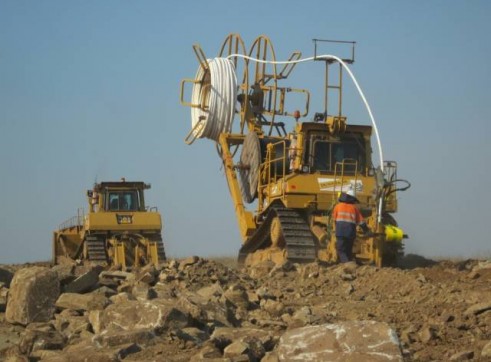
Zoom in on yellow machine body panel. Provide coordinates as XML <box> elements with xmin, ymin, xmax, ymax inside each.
<box><xmin>84</xmin><ymin>211</ymin><xmax>161</xmax><ymax>232</ymax></box>
<box><xmin>264</xmin><ymin>173</ymin><xmax>377</xmax><ymax>211</ymax></box>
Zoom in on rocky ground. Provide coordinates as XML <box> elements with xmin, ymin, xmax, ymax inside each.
<box><xmin>0</xmin><ymin>255</ymin><xmax>490</xmax><ymax>361</ymax></box>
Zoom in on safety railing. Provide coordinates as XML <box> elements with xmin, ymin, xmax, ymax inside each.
<box><xmin>257</xmin><ymin>140</ymin><xmax>289</xmax><ymax>214</ymax></box>
<box><xmin>58</xmin><ymin>208</ymin><xmax>85</xmax><ymax>231</ymax></box>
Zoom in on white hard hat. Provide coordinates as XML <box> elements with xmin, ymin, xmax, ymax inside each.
<box><xmin>346</xmin><ymin>189</ymin><xmax>356</xmax><ymax>197</ymax></box>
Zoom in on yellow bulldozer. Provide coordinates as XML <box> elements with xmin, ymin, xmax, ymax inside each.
<box><xmin>181</xmin><ymin>34</ymin><xmax>410</xmax><ymax>267</ymax></box>
<box><xmin>53</xmin><ymin>180</ymin><xmax>166</xmax><ymax>268</ymax></box>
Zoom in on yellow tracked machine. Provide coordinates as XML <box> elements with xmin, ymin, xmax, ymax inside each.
<box><xmin>53</xmin><ymin>180</ymin><xmax>166</xmax><ymax>267</ymax></box>
<box><xmin>181</xmin><ymin>34</ymin><xmax>410</xmax><ymax>267</ymax></box>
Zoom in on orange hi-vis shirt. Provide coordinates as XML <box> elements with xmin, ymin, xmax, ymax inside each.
<box><xmin>332</xmin><ymin>202</ymin><xmax>365</xmax><ymax>238</ymax></box>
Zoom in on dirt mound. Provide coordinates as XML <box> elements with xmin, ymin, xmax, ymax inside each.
<box><xmin>0</xmin><ymin>257</ymin><xmax>490</xmax><ymax>361</ymax></box>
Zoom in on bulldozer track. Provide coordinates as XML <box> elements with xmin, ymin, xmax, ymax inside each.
<box><xmin>85</xmin><ymin>235</ymin><xmax>108</xmax><ymax>262</ymax></box>
<box><xmin>155</xmin><ymin>236</ymin><xmax>167</xmax><ymax>262</ymax></box>
<box><xmin>238</xmin><ymin>207</ymin><xmax>317</xmax><ymax>264</ymax></box>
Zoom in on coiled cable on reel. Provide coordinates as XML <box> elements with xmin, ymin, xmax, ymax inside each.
<box><xmin>185</xmin><ymin>58</ymin><xmax>237</xmax><ymax>144</ymax></box>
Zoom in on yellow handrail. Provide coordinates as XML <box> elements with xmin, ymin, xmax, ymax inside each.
<box><xmin>257</xmin><ymin>140</ymin><xmax>288</xmax><ymax>213</ymax></box>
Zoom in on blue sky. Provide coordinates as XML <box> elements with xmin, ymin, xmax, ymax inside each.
<box><xmin>1</xmin><ymin>1</ymin><xmax>490</xmax><ymax>263</ymax></box>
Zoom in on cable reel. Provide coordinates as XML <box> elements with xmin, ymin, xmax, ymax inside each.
<box><xmin>218</xmin><ymin>33</ymin><xmax>249</xmax><ymax>135</ymax></box>
<box><xmin>181</xmin><ymin>47</ymin><xmax>237</xmax><ymax>145</ymax></box>
<box><xmin>246</xmin><ymin>36</ymin><xmax>279</xmax><ymax>135</ymax></box>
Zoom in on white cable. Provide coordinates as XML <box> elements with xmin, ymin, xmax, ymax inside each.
<box><xmin>190</xmin><ymin>58</ymin><xmax>237</xmax><ymax>142</ymax></box>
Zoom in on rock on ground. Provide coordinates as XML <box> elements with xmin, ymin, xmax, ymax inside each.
<box><xmin>55</xmin><ymin>292</ymin><xmax>110</xmax><ymax>312</ymax></box>
<box><xmin>5</xmin><ymin>267</ymin><xmax>59</xmax><ymax>325</ymax></box>
<box><xmin>274</xmin><ymin>321</ymin><xmax>403</xmax><ymax>361</ymax></box>
<box><xmin>99</xmin><ymin>299</ymin><xmax>189</xmax><ymax>332</ymax></box>
<box><xmin>1</xmin><ymin>257</ymin><xmax>491</xmax><ymax>361</ymax></box>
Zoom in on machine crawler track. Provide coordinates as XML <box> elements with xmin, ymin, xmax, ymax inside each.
<box><xmin>155</xmin><ymin>237</ymin><xmax>167</xmax><ymax>262</ymax></box>
<box><xmin>85</xmin><ymin>235</ymin><xmax>108</xmax><ymax>262</ymax></box>
<box><xmin>238</xmin><ymin>207</ymin><xmax>317</xmax><ymax>264</ymax></box>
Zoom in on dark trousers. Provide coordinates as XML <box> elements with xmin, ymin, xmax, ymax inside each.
<box><xmin>336</xmin><ymin>236</ymin><xmax>355</xmax><ymax>263</ymax></box>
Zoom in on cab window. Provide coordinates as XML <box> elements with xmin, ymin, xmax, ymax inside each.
<box><xmin>312</xmin><ymin>141</ymin><xmax>330</xmax><ymax>171</ymax></box>
<box><xmin>311</xmin><ymin>136</ymin><xmax>365</xmax><ymax>174</ymax></box>
<box><xmin>107</xmin><ymin>191</ymin><xmax>138</xmax><ymax>211</ymax></box>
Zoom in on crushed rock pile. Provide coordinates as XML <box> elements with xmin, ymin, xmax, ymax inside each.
<box><xmin>0</xmin><ymin>256</ymin><xmax>490</xmax><ymax>361</ymax></box>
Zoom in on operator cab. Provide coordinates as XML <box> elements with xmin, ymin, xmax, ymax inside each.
<box><xmin>297</xmin><ymin>122</ymin><xmax>370</xmax><ymax>176</ymax></box>
<box><xmin>89</xmin><ymin>181</ymin><xmax>151</xmax><ymax>212</ymax></box>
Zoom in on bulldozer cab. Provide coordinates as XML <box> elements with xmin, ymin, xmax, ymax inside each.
<box><xmin>287</xmin><ymin>122</ymin><xmax>371</xmax><ymax>178</ymax></box>
<box><xmin>305</xmin><ymin>129</ymin><xmax>368</xmax><ymax>175</ymax></box>
<box><xmin>89</xmin><ymin>181</ymin><xmax>150</xmax><ymax>213</ymax></box>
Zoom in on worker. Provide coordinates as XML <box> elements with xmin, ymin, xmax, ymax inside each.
<box><xmin>332</xmin><ymin>189</ymin><xmax>370</xmax><ymax>263</ymax></box>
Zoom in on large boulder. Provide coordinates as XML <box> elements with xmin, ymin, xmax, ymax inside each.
<box><xmin>99</xmin><ymin>299</ymin><xmax>189</xmax><ymax>333</ymax></box>
<box><xmin>55</xmin><ymin>292</ymin><xmax>110</xmax><ymax>312</ymax></box>
<box><xmin>64</xmin><ymin>269</ymin><xmax>99</xmax><ymax>294</ymax></box>
<box><xmin>274</xmin><ymin>321</ymin><xmax>403</xmax><ymax>361</ymax></box>
<box><xmin>5</xmin><ymin>267</ymin><xmax>60</xmax><ymax>325</ymax></box>
<box><xmin>177</xmin><ymin>292</ymin><xmax>237</xmax><ymax>328</ymax></box>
